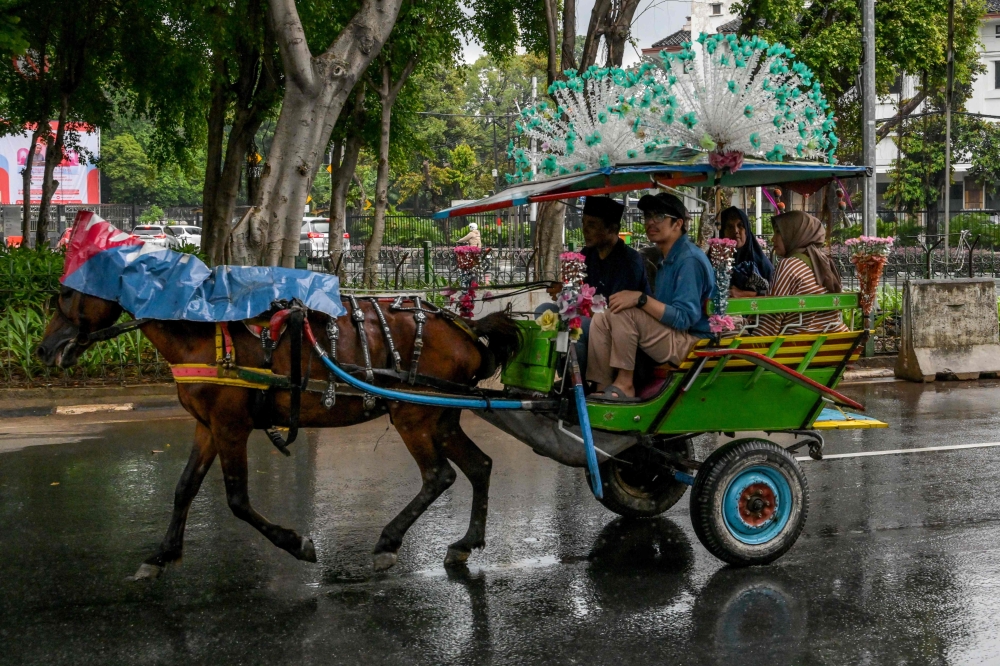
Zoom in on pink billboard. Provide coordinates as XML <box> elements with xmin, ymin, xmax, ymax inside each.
<box><xmin>0</xmin><ymin>122</ymin><xmax>100</xmax><ymax>204</ymax></box>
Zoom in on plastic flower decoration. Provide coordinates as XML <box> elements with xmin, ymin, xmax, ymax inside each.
<box><xmin>845</xmin><ymin>236</ymin><xmax>894</xmax><ymax>316</ymax></box>
<box><xmin>536</xmin><ymin>309</ymin><xmax>560</xmax><ymax>331</ymax></box>
<box><xmin>639</xmin><ymin>33</ymin><xmax>839</xmax><ymax>164</ymax></box>
<box><xmin>707</xmin><ymin>237</ymin><xmax>739</xmax><ymax>333</ymax></box>
<box><xmin>452</xmin><ymin>247</ymin><xmax>488</xmax><ymax>318</ymax></box>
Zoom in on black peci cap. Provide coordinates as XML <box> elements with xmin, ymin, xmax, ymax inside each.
<box><xmin>637</xmin><ymin>192</ymin><xmax>688</xmax><ymax>220</ymax></box>
<box><xmin>582</xmin><ymin>196</ymin><xmax>625</xmax><ymax>225</ymax></box>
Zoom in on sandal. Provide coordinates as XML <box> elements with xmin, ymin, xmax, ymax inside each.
<box><xmin>599</xmin><ymin>385</ymin><xmax>641</xmax><ymax>402</ymax></box>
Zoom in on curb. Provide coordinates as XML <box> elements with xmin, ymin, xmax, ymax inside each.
<box><xmin>0</xmin><ymin>383</ymin><xmax>179</xmax><ymax>419</ymax></box>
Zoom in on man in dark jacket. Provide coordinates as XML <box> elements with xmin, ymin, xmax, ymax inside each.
<box><xmin>579</xmin><ymin>196</ymin><xmax>652</xmax><ymax>299</ymax></box>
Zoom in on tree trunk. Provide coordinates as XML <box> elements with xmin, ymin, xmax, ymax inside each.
<box><xmin>560</xmin><ymin>0</ymin><xmax>577</xmax><ymax>74</ymax></box>
<box><xmin>543</xmin><ymin>0</ymin><xmax>560</xmax><ymax>87</ymax></box>
<box><xmin>579</xmin><ymin>0</ymin><xmax>611</xmax><ymax>71</ymax></box>
<box><xmin>603</xmin><ymin>0</ymin><xmax>642</xmax><ymax>68</ymax></box>
<box><xmin>229</xmin><ymin>0</ymin><xmax>403</xmax><ymax>267</ymax></box>
<box><xmin>534</xmin><ymin>201</ymin><xmax>565</xmax><ymax>281</ymax></box>
<box><xmin>37</xmin><ymin>96</ymin><xmax>68</xmax><ymax>248</ymax></box>
<box><xmin>19</xmin><ymin>124</ymin><xmax>44</xmax><ymax>243</ymax></box>
<box><xmin>329</xmin><ymin>84</ymin><xmax>366</xmax><ymax>280</ymax></box>
<box><xmin>363</xmin><ymin>58</ymin><xmax>415</xmax><ymax>287</ymax></box>
<box><xmin>201</xmin><ymin>76</ymin><xmax>228</xmax><ymax>263</ymax></box>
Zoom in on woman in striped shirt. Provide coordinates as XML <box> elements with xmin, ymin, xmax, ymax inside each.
<box><xmin>754</xmin><ymin>211</ymin><xmax>848</xmax><ymax>337</ymax></box>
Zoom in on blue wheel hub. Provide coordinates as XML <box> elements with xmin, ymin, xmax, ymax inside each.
<box><xmin>722</xmin><ymin>465</ymin><xmax>792</xmax><ymax>545</ymax></box>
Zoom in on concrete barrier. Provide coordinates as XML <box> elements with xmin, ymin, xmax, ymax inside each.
<box><xmin>895</xmin><ymin>278</ymin><xmax>1000</xmax><ymax>382</ymax></box>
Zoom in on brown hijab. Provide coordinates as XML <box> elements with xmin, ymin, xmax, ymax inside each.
<box><xmin>773</xmin><ymin>211</ymin><xmax>842</xmax><ymax>293</ymax></box>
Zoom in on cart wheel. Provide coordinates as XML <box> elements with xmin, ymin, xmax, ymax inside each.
<box><xmin>588</xmin><ymin>438</ymin><xmax>694</xmax><ymax>518</ymax></box>
<box><xmin>690</xmin><ymin>438</ymin><xmax>808</xmax><ymax>566</ymax></box>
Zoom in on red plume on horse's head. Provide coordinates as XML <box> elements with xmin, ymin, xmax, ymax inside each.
<box><xmin>61</xmin><ymin>211</ymin><xmax>143</xmax><ymax>281</ymax></box>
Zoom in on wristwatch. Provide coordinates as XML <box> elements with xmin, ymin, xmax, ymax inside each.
<box><xmin>637</xmin><ymin>293</ymin><xmax>648</xmax><ymax>309</ymax></box>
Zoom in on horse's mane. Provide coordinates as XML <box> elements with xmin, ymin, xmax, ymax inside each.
<box><xmin>470</xmin><ymin>312</ymin><xmax>522</xmax><ymax>375</ymax></box>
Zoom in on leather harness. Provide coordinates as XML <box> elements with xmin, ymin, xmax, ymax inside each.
<box><xmin>167</xmin><ymin>296</ymin><xmax>486</xmax><ymax>454</ymax></box>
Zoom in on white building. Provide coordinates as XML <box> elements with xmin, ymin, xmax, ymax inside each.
<box><xmin>647</xmin><ymin>0</ymin><xmax>1000</xmax><ymax>212</ymax></box>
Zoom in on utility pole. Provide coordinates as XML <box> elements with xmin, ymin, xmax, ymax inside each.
<box><xmin>944</xmin><ymin>0</ymin><xmax>955</xmax><ymax>276</ymax></box>
<box><xmin>861</xmin><ymin>0</ymin><xmax>876</xmax><ymax>238</ymax></box>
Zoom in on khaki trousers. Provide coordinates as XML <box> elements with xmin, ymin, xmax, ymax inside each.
<box><xmin>586</xmin><ymin>308</ymin><xmax>700</xmax><ymax>386</ymax></box>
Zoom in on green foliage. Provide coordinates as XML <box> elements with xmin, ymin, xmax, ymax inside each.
<box><xmin>100</xmin><ymin>131</ymin><xmax>203</xmax><ymax>206</ymax></box>
<box><xmin>0</xmin><ymin>2</ymin><xmax>27</xmax><ymax>55</ymax></box>
<box><xmin>732</xmin><ymin>0</ymin><xmax>985</xmax><ymax>159</ymax></box>
<box><xmin>138</xmin><ymin>205</ymin><xmax>165</xmax><ymax>224</ymax></box>
<box><xmin>0</xmin><ymin>246</ymin><xmax>63</xmax><ymax>312</ymax></box>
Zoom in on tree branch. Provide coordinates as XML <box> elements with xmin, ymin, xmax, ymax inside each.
<box><xmin>388</xmin><ymin>56</ymin><xmax>417</xmax><ymax>100</ymax></box>
<box><xmin>876</xmin><ymin>90</ymin><xmax>928</xmax><ymax>142</ymax></box>
<box><xmin>267</xmin><ymin>0</ymin><xmax>315</xmax><ymax>92</ymax></box>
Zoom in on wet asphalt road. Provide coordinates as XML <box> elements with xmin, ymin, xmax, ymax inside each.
<box><xmin>3</xmin><ymin>380</ymin><xmax>1000</xmax><ymax>664</ymax></box>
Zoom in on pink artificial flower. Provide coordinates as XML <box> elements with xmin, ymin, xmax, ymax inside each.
<box><xmin>568</xmin><ymin>316</ymin><xmax>582</xmax><ymax>330</ymax></box>
<box><xmin>708</xmin><ymin>314</ymin><xmax>736</xmax><ymax>333</ymax></box>
<box><xmin>559</xmin><ymin>252</ymin><xmax>587</xmax><ymax>263</ymax></box>
<box><xmin>708</xmin><ymin>150</ymin><xmax>744</xmax><ymax>173</ymax></box>
<box><xmin>591</xmin><ymin>294</ymin><xmax>607</xmax><ymax>313</ymax></box>
<box><xmin>708</xmin><ymin>237</ymin><xmax>738</xmax><ymax>249</ymax></box>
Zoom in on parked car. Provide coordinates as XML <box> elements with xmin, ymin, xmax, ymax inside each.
<box><xmin>165</xmin><ymin>225</ymin><xmax>202</xmax><ymax>250</ymax></box>
<box><xmin>131</xmin><ymin>225</ymin><xmax>170</xmax><ymax>248</ymax></box>
<box><xmin>299</xmin><ymin>218</ymin><xmax>330</xmax><ymax>256</ymax></box>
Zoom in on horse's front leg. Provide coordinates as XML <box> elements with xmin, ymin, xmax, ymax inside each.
<box><xmin>214</xmin><ymin>419</ymin><xmax>317</xmax><ymax>562</ymax></box>
<box><xmin>133</xmin><ymin>421</ymin><xmax>217</xmax><ymax>580</ymax></box>
<box><xmin>373</xmin><ymin>405</ymin><xmax>457</xmax><ymax>571</ymax></box>
<box><xmin>437</xmin><ymin>411</ymin><xmax>492</xmax><ymax>567</ymax></box>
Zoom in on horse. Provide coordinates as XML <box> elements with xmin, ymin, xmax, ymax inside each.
<box><xmin>37</xmin><ymin>285</ymin><xmax>521</xmax><ymax>579</ymax></box>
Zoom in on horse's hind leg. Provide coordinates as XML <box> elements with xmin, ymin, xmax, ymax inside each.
<box><xmin>215</xmin><ymin>421</ymin><xmax>317</xmax><ymax>562</ymax></box>
<box><xmin>134</xmin><ymin>421</ymin><xmax>217</xmax><ymax>580</ymax></box>
<box><xmin>373</xmin><ymin>406</ymin><xmax>457</xmax><ymax>571</ymax></box>
<box><xmin>437</xmin><ymin>411</ymin><xmax>492</xmax><ymax>567</ymax></box>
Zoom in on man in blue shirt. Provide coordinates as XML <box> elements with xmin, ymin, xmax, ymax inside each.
<box><xmin>587</xmin><ymin>192</ymin><xmax>716</xmax><ymax>399</ymax></box>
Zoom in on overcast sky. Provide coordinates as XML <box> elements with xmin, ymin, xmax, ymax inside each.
<box><xmin>460</xmin><ymin>0</ymin><xmax>690</xmax><ymax>67</ymax></box>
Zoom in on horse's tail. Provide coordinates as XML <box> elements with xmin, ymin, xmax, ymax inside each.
<box><xmin>470</xmin><ymin>312</ymin><xmax>522</xmax><ymax>378</ymax></box>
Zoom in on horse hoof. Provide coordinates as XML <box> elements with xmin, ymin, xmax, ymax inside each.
<box><xmin>298</xmin><ymin>537</ymin><xmax>317</xmax><ymax>563</ymax></box>
<box><xmin>372</xmin><ymin>551</ymin><xmax>398</xmax><ymax>572</ymax></box>
<box><xmin>131</xmin><ymin>563</ymin><xmax>163</xmax><ymax>581</ymax></box>
<box><xmin>444</xmin><ymin>547</ymin><xmax>470</xmax><ymax>567</ymax></box>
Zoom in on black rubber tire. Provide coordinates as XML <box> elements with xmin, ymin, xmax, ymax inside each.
<box><xmin>589</xmin><ymin>438</ymin><xmax>694</xmax><ymax>518</ymax></box>
<box><xmin>690</xmin><ymin>438</ymin><xmax>808</xmax><ymax>567</ymax></box>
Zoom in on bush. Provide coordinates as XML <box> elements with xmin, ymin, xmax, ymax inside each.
<box><xmin>138</xmin><ymin>205</ymin><xmax>165</xmax><ymax>224</ymax></box>
<box><xmin>0</xmin><ymin>246</ymin><xmax>64</xmax><ymax>313</ymax></box>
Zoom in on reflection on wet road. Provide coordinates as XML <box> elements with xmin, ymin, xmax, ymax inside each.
<box><xmin>2</xmin><ymin>380</ymin><xmax>1000</xmax><ymax>664</ymax></box>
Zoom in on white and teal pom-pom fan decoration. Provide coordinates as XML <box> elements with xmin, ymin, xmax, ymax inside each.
<box><xmin>508</xmin><ymin>33</ymin><xmax>839</xmax><ymax>183</ymax></box>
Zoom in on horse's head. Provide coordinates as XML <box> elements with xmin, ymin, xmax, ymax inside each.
<box><xmin>37</xmin><ymin>286</ymin><xmax>123</xmax><ymax>368</ymax></box>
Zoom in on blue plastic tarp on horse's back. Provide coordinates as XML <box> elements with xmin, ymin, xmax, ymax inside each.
<box><xmin>60</xmin><ymin>212</ymin><xmax>345</xmax><ymax>321</ymax></box>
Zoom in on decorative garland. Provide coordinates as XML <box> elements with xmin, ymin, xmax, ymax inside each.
<box><xmin>707</xmin><ymin>238</ymin><xmax>738</xmax><ymax>333</ymax></box>
<box><xmin>845</xmin><ymin>236</ymin><xmax>893</xmax><ymax>317</ymax></box>
<box><xmin>449</xmin><ymin>246</ymin><xmax>491</xmax><ymax>318</ymax></box>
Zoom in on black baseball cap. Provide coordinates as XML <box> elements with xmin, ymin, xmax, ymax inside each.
<box><xmin>637</xmin><ymin>192</ymin><xmax>687</xmax><ymax>220</ymax></box>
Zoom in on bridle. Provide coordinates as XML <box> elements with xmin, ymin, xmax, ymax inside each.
<box><xmin>56</xmin><ymin>289</ymin><xmax>151</xmax><ymax>345</ymax></box>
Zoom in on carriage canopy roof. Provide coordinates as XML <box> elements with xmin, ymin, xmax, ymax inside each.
<box><xmin>433</xmin><ymin>149</ymin><xmax>868</xmax><ymax>219</ymax></box>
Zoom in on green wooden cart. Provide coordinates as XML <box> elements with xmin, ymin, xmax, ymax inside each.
<box><xmin>478</xmin><ymin>293</ymin><xmax>886</xmax><ymax>566</ymax></box>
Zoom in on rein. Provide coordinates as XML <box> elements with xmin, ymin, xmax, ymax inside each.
<box><xmin>57</xmin><ymin>295</ymin><xmax>151</xmax><ymax>344</ymax></box>
<box><xmin>85</xmin><ymin>317</ymin><xmax>152</xmax><ymax>343</ymax></box>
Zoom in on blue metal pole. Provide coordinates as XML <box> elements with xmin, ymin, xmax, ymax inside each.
<box><xmin>568</xmin><ymin>344</ymin><xmax>603</xmax><ymax>498</ymax></box>
<box><xmin>314</xmin><ymin>349</ymin><xmax>527</xmax><ymax>410</ymax></box>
